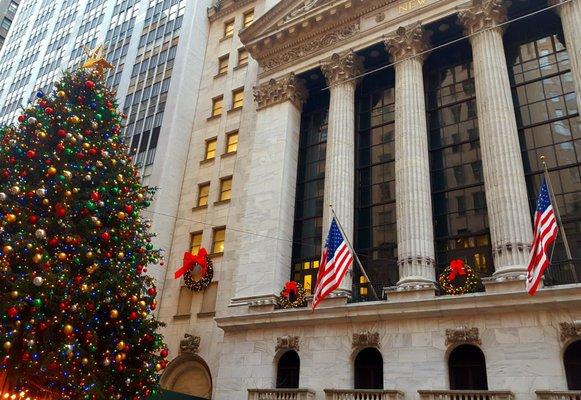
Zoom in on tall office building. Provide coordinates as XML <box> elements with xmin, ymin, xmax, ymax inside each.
<box><xmin>0</xmin><ymin>0</ymin><xmax>19</xmax><ymax>50</ymax></box>
<box><xmin>0</xmin><ymin>0</ymin><xmax>213</xmax><ymax>292</ymax></box>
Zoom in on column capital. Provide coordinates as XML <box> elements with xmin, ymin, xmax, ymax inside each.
<box><xmin>384</xmin><ymin>23</ymin><xmax>431</xmax><ymax>63</ymax></box>
<box><xmin>321</xmin><ymin>51</ymin><xmax>364</xmax><ymax>86</ymax></box>
<box><xmin>253</xmin><ymin>73</ymin><xmax>308</xmax><ymax>110</ymax></box>
<box><xmin>458</xmin><ymin>0</ymin><xmax>507</xmax><ymax>36</ymax></box>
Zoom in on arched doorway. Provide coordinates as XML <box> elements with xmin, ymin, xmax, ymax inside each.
<box><xmin>276</xmin><ymin>350</ymin><xmax>300</xmax><ymax>389</ymax></box>
<box><xmin>448</xmin><ymin>344</ymin><xmax>488</xmax><ymax>390</ymax></box>
<box><xmin>354</xmin><ymin>347</ymin><xmax>383</xmax><ymax>389</ymax></box>
<box><xmin>161</xmin><ymin>355</ymin><xmax>212</xmax><ymax>399</ymax></box>
<box><xmin>564</xmin><ymin>340</ymin><xmax>581</xmax><ymax>389</ymax></box>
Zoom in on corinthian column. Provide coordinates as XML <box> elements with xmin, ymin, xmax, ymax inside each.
<box><xmin>231</xmin><ymin>73</ymin><xmax>308</xmax><ymax>307</ymax></box>
<box><xmin>384</xmin><ymin>24</ymin><xmax>436</xmax><ymax>289</ymax></box>
<box><xmin>551</xmin><ymin>0</ymin><xmax>581</xmax><ymax>112</ymax></box>
<box><xmin>459</xmin><ymin>0</ymin><xmax>532</xmax><ymax>276</ymax></box>
<box><xmin>321</xmin><ymin>51</ymin><xmax>363</xmax><ymax>294</ymax></box>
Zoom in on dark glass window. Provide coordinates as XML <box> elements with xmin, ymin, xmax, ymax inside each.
<box><xmin>425</xmin><ymin>42</ymin><xmax>493</xmax><ymax>277</ymax></box>
<box><xmin>354</xmin><ymin>348</ymin><xmax>383</xmax><ymax>390</ymax></box>
<box><xmin>449</xmin><ymin>344</ymin><xmax>488</xmax><ymax>390</ymax></box>
<box><xmin>355</xmin><ymin>69</ymin><xmax>399</xmax><ymax>296</ymax></box>
<box><xmin>276</xmin><ymin>351</ymin><xmax>300</xmax><ymax>389</ymax></box>
<box><xmin>505</xmin><ymin>14</ymin><xmax>581</xmax><ymax>270</ymax></box>
<box><xmin>564</xmin><ymin>340</ymin><xmax>581</xmax><ymax>389</ymax></box>
<box><xmin>291</xmin><ymin>93</ymin><xmax>329</xmax><ymax>293</ymax></box>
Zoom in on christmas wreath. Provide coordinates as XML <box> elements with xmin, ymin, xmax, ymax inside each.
<box><xmin>438</xmin><ymin>259</ymin><xmax>481</xmax><ymax>295</ymax></box>
<box><xmin>174</xmin><ymin>248</ymin><xmax>213</xmax><ymax>292</ymax></box>
<box><xmin>276</xmin><ymin>281</ymin><xmax>307</xmax><ymax>309</ymax></box>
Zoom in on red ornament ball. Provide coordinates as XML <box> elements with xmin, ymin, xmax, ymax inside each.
<box><xmin>17</xmin><ymin>115</ymin><xmax>25</xmax><ymax>122</ymax></box>
<box><xmin>147</xmin><ymin>287</ymin><xmax>156</xmax><ymax>297</ymax></box>
<box><xmin>160</xmin><ymin>348</ymin><xmax>169</xmax><ymax>358</ymax></box>
<box><xmin>85</xmin><ymin>81</ymin><xmax>96</xmax><ymax>90</ymax></box>
<box><xmin>101</xmin><ymin>232</ymin><xmax>111</xmax><ymax>241</ymax></box>
<box><xmin>26</xmin><ymin>150</ymin><xmax>36</xmax><ymax>159</ymax></box>
<box><xmin>57</xmin><ymin>129</ymin><xmax>67</xmax><ymax>137</ymax></box>
<box><xmin>7</xmin><ymin>307</ymin><xmax>18</xmax><ymax>319</ymax></box>
<box><xmin>45</xmin><ymin>107</ymin><xmax>54</xmax><ymax>114</ymax></box>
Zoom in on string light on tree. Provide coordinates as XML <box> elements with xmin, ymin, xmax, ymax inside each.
<box><xmin>0</xmin><ymin>45</ymin><xmax>168</xmax><ymax>399</ymax></box>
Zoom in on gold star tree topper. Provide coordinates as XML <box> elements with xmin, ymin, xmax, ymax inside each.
<box><xmin>82</xmin><ymin>44</ymin><xmax>113</xmax><ymax>72</ymax></box>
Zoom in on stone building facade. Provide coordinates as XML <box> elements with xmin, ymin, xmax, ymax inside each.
<box><xmin>156</xmin><ymin>0</ymin><xmax>581</xmax><ymax>399</ymax></box>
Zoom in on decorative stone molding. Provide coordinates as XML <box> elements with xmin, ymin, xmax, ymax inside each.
<box><xmin>445</xmin><ymin>326</ymin><xmax>481</xmax><ymax>346</ymax></box>
<box><xmin>262</xmin><ymin>23</ymin><xmax>360</xmax><ymax>72</ymax></box>
<box><xmin>384</xmin><ymin>23</ymin><xmax>431</xmax><ymax>63</ymax></box>
<box><xmin>253</xmin><ymin>73</ymin><xmax>308</xmax><ymax>110</ymax></box>
<box><xmin>353</xmin><ymin>331</ymin><xmax>380</xmax><ymax>348</ymax></box>
<box><xmin>560</xmin><ymin>321</ymin><xmax>581</xmax><ymax>342</ymax></box>
<box><xmin>276</xmin><ymin>335</ymin><xmax>300</xmax><ymax>352</ymax></box>
<box><xmin>321</xmin><ymin>51</ymin><xmax>364</xmax><ymax>86</ymax></box>
<box><xmin>397</xmin><ymin>256</ymin><xmax>435</xmax><ymax>269</ymax></box>
<box><xmin>282</xmin><ymin>0</ymin><xmax>324</xmax><ymax>23</ymax></box>
<box><xmin>492</xmin><ymin>242</ymin><xmax>531</xmax><ymax>257</ymax></box>
<box><xmin>179</xmin><ymin>333</ymin><xmax>200</xmax><ymax>354</ymax></box>
<box><xmin>458</xmin><ymin>0</ymin><xmax>507</xmax><ymax>35</ymax></box>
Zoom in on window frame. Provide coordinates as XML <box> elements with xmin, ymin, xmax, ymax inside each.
<box><xmin>217</xmin><ymin>54</ymin><xmax>229</xmax><ymax>76</ymax></box>
<box><xmin>204</xmin><ymin>137</ymin><xmax>218</xmax><ymax>161</ymax></box>
<box><xmin>211</xmin><ymin>226</ymin><xmax>226</xmax><ymax>255</ymax></box>
<box><xmin>218</xmin><ymin>176</ymin><xmax>233</xmax><ymax>203</ymax></box>
<box><xmin>196</xmin><ymin>182</ymin><xmax>210</xmax><ymax>208</ymax></box>
<box><xmin>211</xmin><ymin>95</ymin><xmax>223</xmax><ymax>117</ymax></box>
<box><xmin>225</xmin><ymin>130</ymin><xmax>239</xmax><ymax>154</ymax></box>
<box><xmin>242</xmin><ymin>9</ymin><xmax>254</xmax><ymax>29</ymax></box>
<box><xmin>223</xmin><ymin>18</ymin><xmax>234</xmax><ymax>39</ymax></box>
<box><xmin>231</xmin><ymin>87</ymin><xmax>244</xmax><ymax>110</ymax></box>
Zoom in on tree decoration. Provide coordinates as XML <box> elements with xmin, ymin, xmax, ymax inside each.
<box><xmin>276</xmin><ymin>281</ymin><xmax>307</xmax><ymax>309</ymax></box>
<box><xmin>438</xmin><ymin>259</ymin><xmax>481</xmax><ymax>295</ymax></box>
<box><xmin>174</xmin><ymin>248</ymin><xmax>213</xmax><ymax>292</ymax></box>
<box><xmin>0</xmin><ymin>49</ymin><xmax>167</xmax><ymax>399</ymax></box>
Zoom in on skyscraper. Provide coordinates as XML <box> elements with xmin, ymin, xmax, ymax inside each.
<box><xmin>0</xmin><ymin>0</ymin><xmax>19</xmax><ymax>50</ymax></box>
<box><xmin>0</xmin><ymin>0</ymin><xmax>213</xmax><ymax>294</ymax></box>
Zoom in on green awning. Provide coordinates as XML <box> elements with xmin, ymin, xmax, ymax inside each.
<box><xmin>149</xmin><ymin>389</ymin><xmax>209</xmax><ymax>400</ymax></box>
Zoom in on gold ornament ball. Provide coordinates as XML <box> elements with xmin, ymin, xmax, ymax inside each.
<box><xmin>32</xmin><ymin>253</ymin><xmax>43</xmax><ymax>264</ymax></box>
<box><xmin>38</xmin><ymin>130</ymin><xmax>47</xmax><ymax>139</ymax></box>
<box><xmin>70</xmin><ymin>116</ymin><xmax>80</xmax><ymax>124</ymax></box>
<box><xmin>63</xmin><ymin>324</ymin><xmax>73</xmax><ymax>335</ymax></box>
<box><xmin>117</xmin><ymin>211</ymin><xmax>126</xmax><ymax>220</ymax></box>
<box><xmin>130</xmin><ymin>295</ymin><xmax>138</xmax><ymax>303</ymax></box>
<box><xmin>47</xmin><ymin>167</ymin><xmax>57</xmax><ymax>176</ymax></box>
<box><xmin>117</xmin><ymin>252</ymin><xmax>125</xmax><ymax>259</ymax></box>
<box><xmin>116</xmin><ymin>341</ymin><xmax>125</xmax><ymax>351</ymax></box>
<box><xmin>10</xmin><ymin>291</ymin><xmax>18</xmax><ymax>299</ymax></box>
<box><xmin>86</xmin><ymin>251</ymin><xmax>94</xmax><ymax>259</ymax></box>
<box><xmin>42</xmin><ymin>198</ymin><xmax>50</xmax><ymax>205</ymax></box>
<box><xmin>139</xmin><ymin>300</ymin><xmax>147</xmax><ymax>309</ymax></box>
<box><xmin>155</xmin><ymin>363</ymin><xmax>162</xmax><ymax>372</ymax></box>
<box><xmin>141</xmin><ymin>311</ymin><xmax>148</xmax><ymax>318</ymax></box>
<box><xmin>5</xmin><ymin>214</ymin><xmax>16</xmax><ymax>223</ymax></box>
<box><xmin>81</xmin><ymin>357</ymin><xmax>89</xmax><ymax>365</ymax></box>
<box><xmin>58</xmin><ymin>252</ymin><xmax>67</xmax><ymax>261</ymax></box>
<box><xmin>57</xmin><ymin>91</ymin><xmax>66</xmax><ymax>98</ymax></box>
<box><xmin>3</xmin><ymin>341</ymin><xmax>11</xmax><ymax>350</ymax></box>
<box><xmin>116</xmin><ymin>174</ymin><xmax>123</xmax><ymax>182</ymax></box>
<box><xmin>115</xmin><ymin>353</ymin><xmax>123</xmax><ymax>362</ymax></box>
<box><xmin>63</xmin><ymin>170</ymin><xmax>72</xmax><ymax>180</ymax></box>
<box><xmin>65</xmin><ymin>190</ymin><xmax>72</xmax><ymax>197</ymax></box>
<box><xmin>110</xmin><ymin>309</ymin><xmax>119</xmax><ymax>319</ymax></box>
<box><xmin>81</xmin><ymin>284</ymin><xmax>89</xmax><ymax>292</ymax></box>
<box><xmin>3</xmin><ymin>245</ymin><xmax>13</xmax><ymax>253</ymax></box>
<box><xmin>83</xmin><ymin>142</ymin><xmax>90</xmax><ymax>149</ymax></box>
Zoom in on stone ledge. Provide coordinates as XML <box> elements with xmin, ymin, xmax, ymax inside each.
<box><xmin>215</xmin><ymin>284</ymin><xmax>581</xmax><ymax>331</ymax></box>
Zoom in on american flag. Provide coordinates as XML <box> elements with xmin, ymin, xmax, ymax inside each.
<box><xmin>526</xmin><ymin>178</ymin><xmax>559</xmax><ymax>295</ymax></box>
<box><xmin>312</xmin><ymin>217</ymin><xmax>353</xmax><ymax>310</ymax></box>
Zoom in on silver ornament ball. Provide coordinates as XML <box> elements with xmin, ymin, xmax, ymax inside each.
<box><xmin>32</xmin><ymin>276</ymin><xmax>44</xmax><ymax>286</ymax></box>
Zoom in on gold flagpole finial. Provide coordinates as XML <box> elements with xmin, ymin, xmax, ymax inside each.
<box><xmin>82</xmin><ymin>44</ymin><xmax>113</xmax><ymax>73</ymax></box>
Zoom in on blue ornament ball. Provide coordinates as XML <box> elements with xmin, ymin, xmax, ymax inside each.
<box><xmin>36</xmin><ymin>91</ymin><xmax>44</xmax><ymax>98</ymax></box>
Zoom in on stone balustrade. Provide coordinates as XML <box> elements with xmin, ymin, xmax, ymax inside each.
<box><xmin>536</xmin><ymin>391</ymin><xmax>581</xmax><ymax>400</ymax></box>
<box><xmin>247</xmin><ymin>389</ymin><xmax>316</xmax><ymax>400</ymax></box>
<box><xmin>324</xmin><ymin>389</ymin><xmax>405</xmax><ymax>400</ymax></box>
<box><xmin>419</xmin><ymin>390</ymin><xmax>514</xmax><ymax>400</ymax></box>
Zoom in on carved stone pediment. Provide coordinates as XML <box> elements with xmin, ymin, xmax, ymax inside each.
<box><xmin>180</xmin><ymin>333</ymin><xmax>200</xmax><ymax>354</ymax></box>
<box><xmin>445</xmin><ymin>326</ymin><xmax>481</xmax><ymax>346</ymax></box>
<box><xmin>560</xmin><ymin>321</ymin><xmax>581</xmax><ymax>342</ymax></box>
<box><xmin>239</xmin><ymin>0</ymin><xmax>400</xmax><ymax>73</ymax></box>
<box><xmin>353</xmin><ymin>331</ymin><xmax>380</xmax><ymax>348</ymax></box>
<box><xmin>276</xmin><ymin>335</ymin><xmax>300</xmax><ymax>352</ymax></box>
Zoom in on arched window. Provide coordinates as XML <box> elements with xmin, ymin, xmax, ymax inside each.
<box><xmin>354</xmin><ymin>347</ymin><xmax>383</xmax><ymax>389</ymax></box>
<box><xmin>276</xmin><ymin>350</ymin><xmax>300</xmax><ymax>389</ymax></box>
<box><xmin>448</xmin><ymin>344</ymin><xmax>488</xmax><ymax>390</ymax></box>
<box><xmin>564</xmin><ymin>340</ymin><xmax>581</xmax><ymax>389</ymax></box>
<box><xmin>160</xmin><ymin>354</ymin><xmax>212</xmax><ymax>399</ymax></box>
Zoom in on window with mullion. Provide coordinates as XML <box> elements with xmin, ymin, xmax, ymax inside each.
<box><xmin>426</xmin><ymin>42</ymin><xmax>493</xmax><ymax>278</ymax></box>
<box><xmin>355</xmin><ymin>70</ymin><xmax>399</xmax><ymax>295</ymax></box>
<box><xmin>506</xmin><ymin>14</ymin><xmax>581</xmax><ymax>268</ymax></box>
<box><xmin>291</xmin><ymin>99</ymin><xmax>329</xmax><ymax>294</ymax></box>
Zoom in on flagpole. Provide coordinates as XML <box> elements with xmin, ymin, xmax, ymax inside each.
<box><xmin>540</xmin><ymin>156</ymin><xmax>575</xmax><ymax>275</ymax></box>
<box><xmin>329</xmin><ymin>205</ymin><xmax>380</xmax><ymax>301</ymax></box>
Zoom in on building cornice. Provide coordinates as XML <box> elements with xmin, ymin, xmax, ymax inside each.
<box><xmin>207</xmin><ymin>0</ymin><xmax>255</xmax><ymax>22</ymax></box>
<box><xmin>215</xmin><ymin>285</ymin><xmax>581</xmax><ymax>332</ymax></box>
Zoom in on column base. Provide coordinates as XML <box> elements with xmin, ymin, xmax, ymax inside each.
<box><xmin>386</xmin><ymin>282</ymin><xmax>436</xmax><ymax>301</ymax></box>
<box><xmin>308</xmin><ymin>289</ymin><xmax>351</xmax><ymax>309</ymax></box>
<box><xmin>229</xmin><ymin>294</ymin><xmax>277</xmax><ymax>313</ymax></box>
<box><xmin>483</xmin><ymin>273</ymin><xmax>528</xmax><ymax>294</ymax></box>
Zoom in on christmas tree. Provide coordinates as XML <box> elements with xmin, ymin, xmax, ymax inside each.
<box><xmin>0</xmin><ymin>48</ymin><xmax>167</xmax><ymax>399</ymax></box>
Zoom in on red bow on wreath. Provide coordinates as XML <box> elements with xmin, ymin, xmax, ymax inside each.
<box><xmin>448</xmin><ymin>259</ymin><xmax>467</xmax><ymax>281</ymax></box>
<box><xmin>282</xmin><ymin>281</ymin><xmax>298</xmax><ymax>298</ymax></box>
<box><xmin>174</xmin><ymin>248</ymin><xmax>208</xmax><ymax>279</ymax></box>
